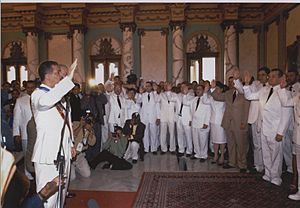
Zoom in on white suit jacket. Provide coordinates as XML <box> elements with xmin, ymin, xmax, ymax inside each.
<box><xmin>31</xmin><ymin>77</ymin><xmax>75</xmax><ymax>164</ymax></box>
<box><xmin>125</xmin><ymin>99</ymin><xmax>140</xmax><ymax>120</ymax></box>
<box><xmin>243</xmin><ymin>84</ymin><xmax>291</xmax><ymax>138</ymax></box>
<box><xmin>278</xmin><ymin>88</ymin><xmax>300</xmax><ymax>144</ymax></box>
<box><xmin>202</xmin><ymin>93</ymin><xmax>225</xmax><ymax>125</ymax></box>
<box><xmin>13</xmin><ymin>94</ymin><xmax>32</xmax><ymax>140</ymax></box>
<box><xmin>175</xmin><ymin>93</ymin><xmax>194</xmax><ymax>126</ymax></box>
<box><xmin>137</xmin><ymin>91</ymin><xmax>160</xmax><ymax>124</ymax></box>
<box><xmin>234</xmin><ymin>79</ymin><xmax>264</xmax><ymax>124</ymax></box>
<box><xmin>108</xmin><ymin>92</ymin><xmax>126</xmax><ymax>127</ymax></box>
<box><xmin>190</xmin><ymin>96</ymin><xmax>211</xmax><ymax>129</ymax></box>
<box><xmin>157</xmin><ymin>91</ymin><xmax>177</xmax><ymax>123</ymax></box>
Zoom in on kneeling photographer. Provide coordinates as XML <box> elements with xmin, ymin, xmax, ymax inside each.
<box><xmin>71</xmin><ymin>111</ymin><xmax>96</xmax><ymax>181</ymax></box>
<box><xmin>88</xmin><ymin>125</ymin><xmax>132</xmax><ymax>170</ymax></box>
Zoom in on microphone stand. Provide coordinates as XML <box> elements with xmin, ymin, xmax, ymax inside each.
<box><xmin>54</xmin><ymin>96</ymin><xmax>70</xmax><ymax>208</ymax></box>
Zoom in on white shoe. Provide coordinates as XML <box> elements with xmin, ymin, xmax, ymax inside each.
<box><xmin>288</xmin><ymin>192</ymin><xmax>300</xmax><ymax>201</ymax></box>
<box><xmin>271</xmin><ymin>180</ymin><xmax>281</xmax><ymax>186</ymax></box>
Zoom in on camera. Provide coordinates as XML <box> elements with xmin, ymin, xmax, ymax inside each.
<box><xmin>84</xmin><ymin>109</ymin><xmax>93</xmax><ymax>124</ymax></box>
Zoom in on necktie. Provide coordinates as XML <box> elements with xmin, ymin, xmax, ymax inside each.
<box><xmin>263</xmin><ymin>84</ymin><xmax>266</xmax><ymax>87</ymax></box>
<box><xmin>195</xmin><ymin>97</ymin><xmax>200</xmax><ymax>111</ymax></box>
<box><xmin>232</xmin><ymin>90</ymin><xmax>237</xmax><ymax>103</ymax></box>
<box><xmin>117</xmin><ymin>96</ymin><xmax>121</xmax><ymax>109</ymax></box>
<box><xmin>102</xmin><ymin>104</ymin><xmax>106</xmax><ymax>116</ymax></box>
<box><xmin>289</xmin><ymin>86</ymin><xmax>293</xmax><ymax>91</ymax></box>
<box><xmin>148</xmin><ymin>93</ymin><xmax>150</xmax><ymax>102</ymax></box>
<box><xmin>179</xmin><ymin>103</ymin><xmax>183</xmax><ymax>115</ymax></box>
<box><xmin>266</xmin><ymin>87</ymin><xmax>273</xmax><ymax>103</ymax></box>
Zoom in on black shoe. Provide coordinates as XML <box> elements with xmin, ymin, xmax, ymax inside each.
<box><xmin>160</xmin><ymin>151</ymin><xmax>166</xmax><ymax>155</ymax></box>
<box><xmin>88</xmin><ymin>161</ymin><xmax>96</xmax><ymax>170</ymax></box>
<box><xmin>152</xmin><ymin>151</ymin><xmax>157</xmax><ymax>155</ymax></box>
<box><xmin>223</xmin><ymin>164</ymin><xmax>235</xmax><ymax>169</ymax></box>
<box><xmin>66</xmin><ymin>192</ymin><xmax>76</xmax><ymax>198</ymax></box>
<box><xmin>200</xmin><ymin>158</ymin><xmax>206</xmax><ymax>163</ymax></box>
<box><xmin>211</xmin><ymin>160</ymin><xmax>217</xmax><ymax>164</ymax></box>
<box><xmin>190</xmin><ymin>155</ymin><xmax>197</xmax><ymax>160</ymax></box>
<box><xmin>240</xmin><ymin>168</ymin><xmax>247</xmax><ymax>173</ymax></box>
<box><xmin>170</xmin><ymin>151</ymin><xmax>176</xmax><ymax>155</ymax></box>
<box><xmin>132</xmin><ymin>159</ymin><xmax>137</xmax><ymax>164</ymax></box>
<box><xmin>249</xmin><ymin>167</ymin><xmax>258</xmax><ymax>174</ymax></box>
<box><xmin>102</xmin><ymin>163</ymin><xmax>111</xmax><ymax>169</ymax></box>
<box><xmin>186</xmin><ymin>154</ymin><xmax>192</xmax><ymax>157</ymax></box>
<box><xmin>177</xmin><ymin>152</ymin><xmax>184</xmax><ymax>157</ymax></box>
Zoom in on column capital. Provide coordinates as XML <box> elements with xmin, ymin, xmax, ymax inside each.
<box><xmin>169</xmin><ymin>20</ymin><xmax>186</xmax><ymax>31</ymax></box>
<box><xmin>220</xmin><ymin>20</ymin><xmax>242</xmax><ymax>33</ymax></box>
<box><xmin>70</xmin><ymin>24</ymin><xmax>88</xmax><ymax>35</ymax></box>
<box><xmin>119</xmin><ymin>22</ymin><xmax>137</xmax><ymax>33</ymax></box>
<box><xmin>22</xmin><ymin>27</ymin><xmax>42</xmax><ymax>36</ymax></box>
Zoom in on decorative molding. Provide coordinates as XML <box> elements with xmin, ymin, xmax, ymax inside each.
<box><xmin>220</xmin><ymin>20</ymin><xmax>243</xmax><ymax>33</ymax></box>
<box><xmin>160</xmin><ymin>28</ymin><xmax>169</xmax><ymax>36</ymax></box>
<box><xmin>169</xmin><ymin>20</ymin><xmax>186</xmax><ymax>31</ymax></box>
<box><xmin>119</xmin><ymin>22</ymin><xmax>137</xmax><ymax>32</ymax></box>
<box><xmin>137</xmin><ymin>28</ymin><xmax>146</xmax><ymax>36</ymax></box>
<box><xmin>22</xmin><ymin>27</ymin><xmax>42</xmax><ymax>36</ymax></box>
<box><xmin>95</xmin><ymin>38</ymin><xmax>117</xmax><ymax>57</ymax></box>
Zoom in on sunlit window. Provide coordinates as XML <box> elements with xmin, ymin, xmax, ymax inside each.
<box><xmin>7</xmin><ymin>66</ymin><xmax>16</xmax><ymax>83</ymax></box>
<box><xmin>189</xmin><ymin>57</ymin><xmax>216</xmax><ymax>82</ymax></box>
<box><xmin>202</xmin><ymin>57</ymin><xmax>215</xmax><ymax>81</ymax></box>
<box><xmin>20</xmin><ymin>65</ymin><xmax>28</xmax><ymax>83</ymax></box>
<box><xmin>109</xmin><ymin>63</ymin><xmax>118</xmax><ymax>76</ymax></box>
<box><xmin>95</xmin><ymin>63</ymin><xmax>104</xmax><ymax>84</ymax></box>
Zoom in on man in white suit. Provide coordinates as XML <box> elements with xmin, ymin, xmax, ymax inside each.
<box><xmin>108</xmin><ymin>83</ymin><xmax>126</xmax><ymax>132</ymax></box>
<box><xmin>175</xmin><ymin>83</ymin><xmax>194</xmax><ymax>157</ymax></box>
<box><xmin>31</xmin><ymin>60</ymin><xmax>77</xmax><ymax>208</ymax></box>
<box><xmin>13</xmin><ymin>80</ymin><xmax>36</xmax><ymax>180</ymax></box>
<box><xmin>190</xmin><ymin>85</ymin><xmax>211</xmax><ymax>162</ymax></box>
<box><xmin>243</xmin><ymin>68</ymin><xmax>291</xmax><ymax>186</ymax></box>
<box><xmin>137</xmin><ymin>81</ymin><xmax>160</xmax><ymax>154</ymax></box>
<box><xmin>277</xmin><ymin>75</ymin><xmax>300</xmax><ymax>200</ymax></box>
<box><xmin>157</xmin><ymin>82</ymin><xmax>177</xmax><ymax>154</ymax></box>
<box><xmin>234</xmin><ymin>67</ymin><xmax>270</xmax><ymax>173</ymax></box>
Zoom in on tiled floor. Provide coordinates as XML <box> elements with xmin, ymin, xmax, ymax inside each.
<box><xmin>69</xmin><ymin>153</ymin><xmax>238</xmax><ymax>192</ymax></box>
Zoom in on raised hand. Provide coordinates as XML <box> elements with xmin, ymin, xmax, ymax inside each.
<box><xmin>280</xmin><ymin>74</ymin><xmax>288</xmax><ymax>89</ymax></box>
<box><xmin>211</xmin><ymin>80</ymin><xmax>216</xmax><ymax>88</ymax></box>
<box><xmin>233</xmin><ymin>69</ymin><xmax>240</xmax><ymax>80</ymax></box>
<box><xmin>244</xmin><ymin>71</ymin><xmax>252</xmax><ymax>85</ymax></box>
<box><xmin>68</xmin><ymin>59</ymin><xmax>78</xmax><ymax>79</ymax></box>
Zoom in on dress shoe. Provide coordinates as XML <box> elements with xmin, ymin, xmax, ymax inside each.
<box><xmin>200</xmin><ymin>158</ymin><xmax>206</xmax><ymax>163</ymax></box>
<box><xmin>288</xmin><ymin>192</ymin><xmax>300</xmax><ymax>201</ymax></box>
<box><xmin>66</xmin><ymin>192</ymin><xmax>76</xmax><ymax>198</ymax></box>
<box><xmin>177</xmin><ymin>152</ymin><xmax>184</xmax><ymax>157</ymax></box>
<box><xmin>190</xmin><ymin>155</ymin><xmax>197</xmax><ymax>160</ymax></box>
<box><xmin>152</xmin><ymin>151</ymin><xmax>157</xmax><ymax>155</ymax></box>
<box><xmin>289</xmin><ymin>185</ymin><xmax>298</xmax><ymax>195</ymax></box>
<box><xmin>223</xmin><ymin>164</ymin><xmax>234</xmax><ymax>169</ymax></box>
<box><xmin>186</xmin><ymin>154</ymin><xmax>192</xmax><ymax>157</ymax></box>
<box><xmin>170</xmin><ymin>151</ymin><xmax>176</xmax><ymax>155</ymax></box>
<box><xmin>240</xmin><ymin>169</ymin><xmax>247</xmax><ymax>173</ymax></box>
<box><xmin>211</xmin><ymin>160</ymin><xmax>217</xmax><ymax>164</ymax></box>
<box><xmin>262</xmin><ymin>175</ymin><xmax>271</xmax><ymax>182</ymax></box>
<box><xmin>271</xmin><ymin>179</ymin><xmax>282</xmax><ymax>186</ymax></box>
<box><xmin>160</xmin><ymin>151</ymin><xmax>166</xmax><ymax>155</ymax></box>
<box><xmin>132</xmin><ymin>159</ymin><xmax>137</xmax><ymax>164</ymax></box>
<box><xmin>88</xmin><ymin>161</ymin><xmax>96</xmax><ymax>170</ymax></box>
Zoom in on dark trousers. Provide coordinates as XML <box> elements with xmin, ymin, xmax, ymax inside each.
<box><xmin>89</xmin><ymin>150</ymin><xmax>132</xmax><ymax>170</ymax></box>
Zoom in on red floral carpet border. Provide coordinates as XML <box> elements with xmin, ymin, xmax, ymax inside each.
<box><xmin>133</xmin><ymin>172</ymin><xmax>300</xmax><ymax>208</ymax></box>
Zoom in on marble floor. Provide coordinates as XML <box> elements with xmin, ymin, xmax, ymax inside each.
<box><xmin>69</xmin><ymin>153</ymin><xmax>239</xmax><ymax>192</ymax></box>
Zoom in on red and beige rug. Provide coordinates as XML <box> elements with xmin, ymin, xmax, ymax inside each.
<box><xmin>133</xmin><ymin>172</ymin><xmax>300</xmax><ymax>208</ymax></box>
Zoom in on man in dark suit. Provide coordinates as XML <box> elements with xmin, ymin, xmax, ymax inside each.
<box><xmin>211</xmin><ymin>77</ymin><xmax>250</xmax><ymax>173</ymax></box>
<box><xmin>123</xmin><ymin>112</ymin><xmax>146</xmax><ymax>163</ymax></box>
<box><xmin>69</xmin><ymin>83</ymin><xmax>83</xmax><ymax>122</ymax></box>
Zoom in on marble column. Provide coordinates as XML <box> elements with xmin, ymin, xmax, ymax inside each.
<box><xmin>120</xmin><ymin>23</ymin><xmax>135</xmax><ymax>81</ymax></box>
<box><xmin>171</xmin><ymin>23</ymin><xmax>184</xmax><ymax>84</ymax></box>
<box><xmin>223</xmin><ymin>24</ymin><xmax>238</xmax><ymax>81</ymax></box>
<box><xmin>26</xmin><ymin>32</ymin><xmax>39</xmax><ymax>80</ymax></box>
<box><xmin>72</xmin><ymin>29</ymin><xmax>85</xmax><ymax>84</ymax></box>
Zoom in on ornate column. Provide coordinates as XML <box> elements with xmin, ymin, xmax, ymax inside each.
<box><xmin>71</xmin><ymin>26</ymin><xmax>86</xmax><ymax>84</ymax></box>
<box><xmin>170</xmin><ymin>21</ymin><xmax>185</xmax><ymax>84</ymax></box>
<box><xmin>277</xmin><ymin>11</ymin><xmax>288</xmax><ymax>71</ymax></box>
<box><xmin>120</xmin><ymin>23</ymin><xmax>136</xmax><ymax>80</ymax></box>
<box><xmin>23</xmin><ymin>28</ymin><xmax>39</xmax><ymax>80</ymax></box>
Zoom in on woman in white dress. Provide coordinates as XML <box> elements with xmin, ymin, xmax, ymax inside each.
<box><xmin>203</xmin><ymin>81</ymin><xmax>227</xmax><ymax>165</ymax></box>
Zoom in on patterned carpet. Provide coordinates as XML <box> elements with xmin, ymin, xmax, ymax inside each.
<box><xmin>133</xmin><ymin>172</ymin><xmax>300</xmax><ymax>208</ymax></box>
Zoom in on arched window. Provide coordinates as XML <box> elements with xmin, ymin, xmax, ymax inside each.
<box><xmin>2</xmin><ymin>41</ymin><xmax>27</xmax><ymax>83</ymax></box>
<box><xmin>186</xmin><ymin>33</ymin><xmax>219</xmax><ymax>82</ymax></box>
<box><xmin>90</xmin><ymin>37</ymin><xmax>121</xmax><ymax>85</ymax></box>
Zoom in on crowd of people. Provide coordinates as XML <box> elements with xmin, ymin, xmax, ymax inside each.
<box><xmin>1</xmin><ymin>60</ymin><xmax>300</xmax><ymax>207</ymax></box>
